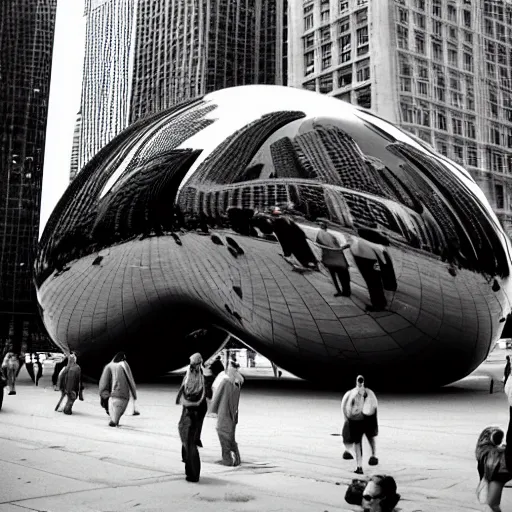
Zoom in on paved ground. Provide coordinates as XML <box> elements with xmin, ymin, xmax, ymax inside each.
<box><xmin>0</xmin><ymin>350</ymin><xmax>511</xmax><ymax>512</ymax></box>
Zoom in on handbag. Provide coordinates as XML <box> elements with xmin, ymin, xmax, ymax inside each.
<box><xmin>344</xmin><ymin>478</ymin><xmax>367</xmax><ymax>505</ymax></box>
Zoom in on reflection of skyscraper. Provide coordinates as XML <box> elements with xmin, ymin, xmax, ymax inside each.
<box><xmin>270</xmin><ymin>137</ymin><xmax>306</xmax><ymax>179</ymax></box>
<box><xmin>0</xmin><ymin>0</ymin><xmax>57</xmax><ymax>351</ymax></box>
<box><xmin>69</xmin><ymin>111</ymin><xmax>82</xmax><ymax>182</ymax></box>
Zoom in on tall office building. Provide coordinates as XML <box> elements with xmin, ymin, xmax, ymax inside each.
<box><xmin>288</xmin><ymin>0</ymin><xmax>512</xmax><ymax>236</ymax></box>
<box><xmin>78</xmin><ymin>0</ymin><xmax>138</xmax><ymax>171</ymax></box>
<box><xmin>75</xmin><ymin>0</ymin><xmax>287</xmax><ymax>175</ymax></box>
<box><xmin>0</xmin><ymin>0</ymin><xmax>57</xmax><ymax>351</ymax></box>
<box><xmin>69</xmin><ymin>111</ymin><xmax>82</xmax><ymax>182</ymax></box>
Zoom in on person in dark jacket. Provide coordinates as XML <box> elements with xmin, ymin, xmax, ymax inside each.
<box><xmin>176</xmin><ymin>353</ymin><xmax>205</xmax><ymax>482</ymax></box>
<box><xmin>56</xmin><ymin>353</ymin><xmax>83</xmax><ymax>415</ymax></box>
<box><xmin>504</xmin><ymin>356</ymin><xmax>511</xmax><ymax>386</ymax></box>
<box><xmin>52</xmin><ymin>356</ymin><xmax>68</xmax><ymax>390</ymax></box>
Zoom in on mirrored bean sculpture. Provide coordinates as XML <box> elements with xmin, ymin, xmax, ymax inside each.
<box><xmin>36</xmin><ymin>85</ymin><xmax>512</xmax><ymax>388</ymax></box>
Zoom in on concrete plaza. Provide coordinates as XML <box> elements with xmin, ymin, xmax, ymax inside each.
<box><xmin>0</xmin><ymin>351</ymin><xmax>510</xmax><ymax>512</ymax></box>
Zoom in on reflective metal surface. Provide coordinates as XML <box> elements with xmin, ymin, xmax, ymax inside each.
<box><xmin>36</xmin><ymin>86</ymin><xmax>512</xmax><ymax>388</ymax></box>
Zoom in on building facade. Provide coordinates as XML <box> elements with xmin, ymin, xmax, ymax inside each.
<box><xmin>78</xmin><ymin>0</ymin><xmax>138</xmax><ymax>171</ymax></box>
<box><xmin>0</xmin><ymin>0</ymin><xmax>57</xmax><ymax>351</ymax></box>
<box><xmin>288</xmin><ymin>0</ymin><xmax>512</xmax><ymax>236</ymax></box>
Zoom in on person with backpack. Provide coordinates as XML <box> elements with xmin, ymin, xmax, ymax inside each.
<box><xmin>341</xmin><ymin>375</ymin><xmax>379</xmax><ymax>474</ymax></box>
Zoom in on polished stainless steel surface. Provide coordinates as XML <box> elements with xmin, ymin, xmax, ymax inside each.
<box><xmin>36</xmin><ymin>86</ymin><xmax>512</xmax><ymax>387</ymax></box>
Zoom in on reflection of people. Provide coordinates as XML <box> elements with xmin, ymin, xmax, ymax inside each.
<box><xmin>351</xmin><ymin>231</ymin><xmax>388</xmax><ymax>312</ymax></box>
<box><xmin>176</xmin><ymin>353</ymin><xmax>205</xmax><ymax>482</ymax></box>
<box><xmin>271</xmin><ymin>208</ymin><xmax>318</xmax><ymax>269</ymax></box>
<box><xmin>341</xmin><ymin>375</ymin><xmax>379</xmax><ymax>475</ymax></box>
<box><xmin>361</xmin><ymin>475</ymin><xmax>400</xmax><ymax>512</ymax></box>
<box><xmin>315</xmin><ymin>222</ymin><xmax>351</xmax><ymax>297</ymax></box>
<box><xmin>210</xmin><ymin>362</ymin><xmax>244</xmax><ymax>466</ymax></box>
<box><xmin>26</xmin><ymin>353</ymin><xmax>43</xmax><ymax>386</ymax></box>
<box><xmin>475</xmin><ymin>426</ymin><xmax>511</xmax><ymax>511</ymax></box>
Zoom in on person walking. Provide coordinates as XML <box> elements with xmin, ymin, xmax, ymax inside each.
<box><xmin>210</xmin><ymin>361</ymin><xmax>244</xmax><ymax>466</ymax></box>
<box><xmin>176</xmin><ymin>353</ymin><xmax>205</xmax><ymax>482</ymax></box>
<box><xmin>52</xmin><ymin>356</ymin><xmax>68</xmax><ymax>390</ymax></box>
<box><xmin>56</xmin><ymin>353</ymin><xmax>83</xmax><ymax>415</ymax></box>
<box><xmin>315</xmin><ymin>222</ymin><xmax>351</xmax><ymax>297</ymax></box>
<box><xmin>504</xmin><ymin>356</ymin><xmax>511</xmax><ymax>386</ymax></box>
<box><xmin>98</xmin><ymin>352</ymin><xmax>138</xmax><ymax>427</ymax></box>
<box><xmin>2</xmin><ymin>352</ymin><xmax>20</xmax><ymax>395</ymax></box>
<box><xmin>341</xmin><ymin>375</ymin><xmax>379</xmax><ymax>474</ymax></box>
<box><xmin>119</xmin><ymin>357</ymin><xmax>140</xmax><ymax>416</ymax></box>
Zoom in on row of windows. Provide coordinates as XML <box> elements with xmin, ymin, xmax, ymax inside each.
<box><xmin>303</xmin><ymin>58</ymin><xmax>370</xmax><ymax>92</ymax></box>
<box><xmin>302</xmin><ymin>78</ymin><xmax>372</xmax><ymax>109</ymax></box>
<box><xmin>304</xmin><ymin>4</ymin><xmax>367</xmax><ymax>32</ymax></box>
<box><xmin>397</xmin><ymin>5</ymin><xmax>472</xmax><ymax>30</ymax></box>
<box><xmin>303</xmin><ymin>24</ymin><xmax>368</xmax><ymax>50</ymax></box>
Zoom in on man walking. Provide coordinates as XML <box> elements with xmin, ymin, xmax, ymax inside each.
<box><xmin>56</xmin><ymin>353</ymin><xmax>83</xmax><ymax>415</ymax></box>
<box><xmin>315</xmin><ymin>222</ymin><xmax>351</xmax><ymax>297</ymax></box>
<box><xmin>2</xmin><ymin>352</ymin><xmax>20</xmax><ymax>395</ymax></box>
<box><xmin>210</xmin><ymin>362</ymin><xmax>244</xmax><ymax>466</ymax></box>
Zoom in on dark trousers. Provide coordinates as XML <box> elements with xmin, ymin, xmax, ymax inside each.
<box><xmin>217</xmin><ymin>425</ymin><xmax>241</xmax><ymax>466</ymax></box>
<box><xmin>328</xmin><ymin>266</ymin><xmax>351</xmax><ymax>294</ymax></box>
<box><xmin>353</xmin><ymin>256</ymin><xmax>387</xmax><ymax>310</ymax></box>
<box><xmin>178</xmin><ymin>407</ymin><xmax>201</xmax><ymax>482</ymax></box>
<box><xmin>196</xmin><ymin>399</ymin><xmax>207</xmax><ymax>445</ymax></box>
<box><xmin>506</xmin><ymin>407</ymin><xmax>512</xmax><ymax>472</ymax></box>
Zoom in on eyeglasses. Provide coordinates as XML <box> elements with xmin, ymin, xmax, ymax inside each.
<box><xmin>362</xmin><ymin>494</ymin><xmax>382</xmax><ymax>502</ymax></box>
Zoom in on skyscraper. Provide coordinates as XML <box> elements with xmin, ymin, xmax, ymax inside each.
<box><xmin>0</xmin><ymin>0</ymin><xmax>57</xmax><ymax>351</ymax></box>
<box><xmin>76</xmin><ymin>0</ymin><xmax>287</xmax><ymax>174</ymax></box>
<box><xmin>288</xmin><ymin>0</ymin><xmax>512</xmax><ymax>236</ymax></box>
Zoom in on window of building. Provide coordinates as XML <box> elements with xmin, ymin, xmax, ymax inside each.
<box><xmin>492</xmin><ymin>152</ymin><xmax>504</xmax><ymax>173</ymax></box>
<box><xmin>304</xmin><ymin>4</ymin><xmax>314</xmax><ymax>31</ymax></box>
<box><xmin>417</xmin><ymin>59</ymin><xmax>429</xmax><ymax>79</ymax></box>
<box><xmin>338</xmin><ymin>16</ymin><xmax>350</xmax><ymax>34</ymax></box>
<box><xmin>452</xmin><ymin>115</ymin><xmax>463</xmax><ymax>135</ymax></box>
<box><xmin>321</xmin><ymin>43</ymin><xmax>332</xmax><ymax>70</ymax></box>
<box><xmin>335</xmin><ymin>91</ymin><xmax>351</xmax><ymax>102</ymax></box>
<box><xmin>437</xmin><ymin>109</ymin><xmax>447</xmax><ymax>130</ymax></box>
<box><xmin>433</xmin><ymin>20</ymin><xmax>442</xmax><ymax>37</ymax></box>
<box><xmin>415</xmin><ymin>31</ymin><xmax>425</xmax><ymax>54</ymax></box>
<box><xmin>490</xmin><ymin>125</ymin><xmax>501</xmax><ymax>145</ymax></box>
<box><xmin>486</xmin><ymin>40</ymin><xmax>496</xmax><ymax>62</ymax></box>
<box><xmin>436</xmin><ymin>139</ymin><xmax>448</xmax><ymax>156</ymax></box>
<box><xmin>401</xmin><ymin>77</ymin><xmax>412</xmax><ymax>92</ymax></box>
<box><xmin>465</xmin><ymin>117</ymin><xmax>476</xmax><ymax>138</ymax></box>
<box><xmin>355</xmin><ymin>8</ymin><xmax>368</xmax><ymax>24</ymax></box>
<box><xmin>450</xmin><ymin>91</ymin><xmax>463</xmax><ymax>108</ymax></box>
<box><xmin>397</xmin><ymin>7</ymin><xmax>408</xmax><ymax>24</ymax></box>
<box><xmin>466</xmin><ymin>81</ymin><xmax>475</xmax><ymax>110</ymax></box>
<box><xmin>319</xmin><ymin>73</ymin><xmax>333</xmax><ymax>93</ymax></box>
<box><xmin>303</xmin><ymin>79</ymin><xmax>316</xmax><ymax>91</ymax></box>
<box><xmin>339</xmin><ymin>34</ymin><xmax>351</xmax><ymax>52</ymax></box>
<box><xmin>485</xmin><ymin>18</ymin><xmax>494</xmax><ymax>37</ymax></box>
<box><xmin>338</xmin><ymin>65</ymin><xmax>352</xmax><ymax>88</ymax></box>
<box><xmin>415</xmin><ymin>0</ymin><xmax>425</xmax><ymax>10</ymax></box>
<box><xmin>400</xmin><ymin>100</ymin><xmax>414</xmax><ymax>123</ymax></box>
<box><xmin>498</xmin><ymin>44</ymin><xmax>507</xmax><ymax>65</ymax></box>
<box><xmin>463</xmin><ymin>30</ymin><xmax>473</xmax><ymax>44</ymax></box>
<box><xmin>448</xmin><ymin>26</ymin><xmax>457</xmax><ymax>41</ymax></box>
<box><xmin>416</xmin><ymin>102</ymin><xmax>430</xmax><ymax>126</ymax></box>
<box><xmin>356</xmin><ymin>85</ymin><xmax>371</xmax><ymax>108</ymax></box>
<box><xmin>414</xmin><ymin>12</ymin><xmax>425</xmax><ymax>29</ymax></box>
<box><xmin>399</xmin><ymin>54</ymin><xmax>411</xmax><ymax>75</ymax></box>
<box><xmin>495</xmin><ymin>184</ymin><xmax>505</xmax><ymax>209</ymax></box>
<box><xmin>436</xmin><ymin>86</ymin><xmax>445</xmax><ymax>102</ymax></box>
<box><xmin>339</xmin><ymin>0</ymin><xmax>349</xmax><ymax>13</ymax></box>
<box><xmin>304</xmin><ymin>51</ymin><xmax>315</xmax><ymax>75</ymax></box>
<box><xmin>320</xmin><ymin>0</ymin><xmax>330</xmax><ymax>23</ymax></box>
<box><xmin>504</xmin><ymin>93</ymin><xmax>512</xmax><ymax>121</ymax></box>
<box><xmin>447</xmin><ymin>4</ymin><xmax>457</xmax><ymax>22</ymax></box>
<box><xmin>357</xmin><ymin>26</ymin><xmax>368</xmax><ymax>46</ymax></box>
<box><xmin>432</xmin><ymin>41</ymin><xmax>442</xmax><ymax>61</ymax></box>
<box><xmin>453</xmin><ymin>143</ymin><xmax>464</xmax><ymax>163</ymax></box>
<box><xmin>463</xmin><ymin>52</ymin><xmax>473</xmax><ymax>72</ymax></box>
<box><xmin>449</xmin><ymin>72</ymin><xmax>461</xmax><ymax>91</ymax></box>
<box><xmin>463</xmin><ymin>10</ymin><xmax>471</xmax><ymax>28</ymax></box>
<box><xmin>489</xmin><ymin>86</ymin><xmax>498</xmax><ymax>117</ymax></box>
<box><xmin>321</xmin><ymin>27</ymin><xmax>331</xmax><ymax>43</ymax></box>
<box><xmin>357</xmin><ymin>45</ymin><xmax>369</xmax><ymax>57</ymax></box>
<box><xmin>432</xmin><ymin>0</ymin><xmax>441</xmax><ymax>17</ymax></box>
<box><xmin>303</xmin><ymin>34</ymin><xmax>314</xmax><ymax>51</ymax></box>
<box><xmin>340</xmin><ymin>50</ymin><xmax>351</xmax><ymax>63</ymax></box>
<box><xmin>497</xmin><ymin>23</ymin><xmax>506</xmax><ymax>41</ymax></box>
<box><xmin>397</xmin><ymin>26</ymin><xmax>408</xmax><ymax>50</ymax></box>
<box><xmin>356</xmin><ymin>58</ymin><xmax>370</xmax><ymax>82</ymax></box>
<box><xmin>417</xmin><ymin>81</ymin><xmax>428</xmax><ymax>95</ymax></box>
<box><xmin>500</xmin><ymin>67</ymin><xmax>510</xmax><ymax>90</ymax></box>
<box><xmin>467</xmin><ymin>146</ymin><xmax>478</xmax><ymax>166</ymax></box>
<box><xmin>448</xmin><ymin>47</ymin><xmax>458</xmax><ymax>67</ymax></box>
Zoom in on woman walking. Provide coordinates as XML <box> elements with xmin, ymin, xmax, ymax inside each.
<box><xmin>99</xmin><ymin>352</ymin><xmax>137</xmax><ymax>427</ymax></box>
<box><xmin>176</xmin><ymin>353</ymin><xmax>205</xmax><ymax>482</ymax></box>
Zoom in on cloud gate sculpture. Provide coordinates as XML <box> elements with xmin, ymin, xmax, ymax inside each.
<box><xmin>36</xmin><ymin>85</ymin><xmax>512</xmax><ymax>388</ymax></box>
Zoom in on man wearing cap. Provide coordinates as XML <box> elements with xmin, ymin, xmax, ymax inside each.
<box><xmin>210</xmin><ymin>361</ymin><xmax>244</xmax><ymax>466</ymax></box>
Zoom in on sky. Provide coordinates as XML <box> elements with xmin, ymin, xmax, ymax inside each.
<box><xmin>39</xmin><ymin>0</ymin><xmax>85</xmax><ymax>237</ymax></box>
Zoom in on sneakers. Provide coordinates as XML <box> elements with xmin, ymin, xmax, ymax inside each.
<box><xmin>132</xmin><ymin>411</ymin><xmax>140</xmax><ymax>416</ymax></box>
<box><xmin>8</xmin><ymin>391</ymin><xmax>16</xmax><ymax>395</ymax></box>
<box><xmin>368</xmin><ymin>456</ymin><xmax>379</xmax><ymax>466</ymax></box>
<box><xmin>109</xmin><ymin>421</ymin><xmax>116</xmax><ymax>427</ymax></box>
<box><xmin>342</xmin><ymin>451</ymin><xmax>354</xmax><ymax>460</ymax></box>
<box><xmin>354</xmin><ymin>467</ymin><xmax>363</xmax><ymax>474</ymax></box>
